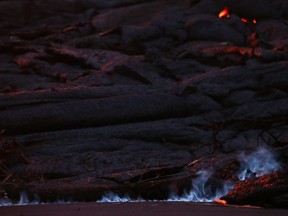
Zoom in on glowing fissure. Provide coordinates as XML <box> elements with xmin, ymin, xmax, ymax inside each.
<box><xmin>0</xmin><ymin>148</ymin><xmax>281</xmax><ymax>206</ymax></box>
<box><xmin>218</xmin><ymin>8</ymin><xmax>230</xmax><ymax>18</ymax></box>
<box><xmin>218</xmin><ymin>7</ymin><xmax>257</xmax><ymax>24</ymax></box>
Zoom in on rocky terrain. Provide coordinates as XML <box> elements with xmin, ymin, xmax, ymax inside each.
<box><xmin>0</xmin><ymin>0</ymin><xmax>288</xmax><ymax>208</ymax></box>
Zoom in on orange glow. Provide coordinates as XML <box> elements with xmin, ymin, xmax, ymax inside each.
<box><xmin>214</xmin><ymin>199</ymin><xmax>227</xmax><ymax>205</ymax></box>
<box><xmin>15</xmin><ymin>58</ymin><xmax>29</xmax><ymax>67</ymax></box>
<box><xmin>241</xmin><ymin>18</ymin><xmax>248</xmax><ymax>23</ymax></box>
<box><xmin>218</xmin><ymin>8</ymin><xmax>257</xmax><ymax>25</ymax></box>
<box><xmin>218</xmin><ymin>8</ymin><xmax>230</xmax><ymax>18</ymax></box>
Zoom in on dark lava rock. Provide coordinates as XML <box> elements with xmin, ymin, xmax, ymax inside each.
<box><xmin>185</xmin><ymin>14</ymin><xmax>245</xmax><ymax>45</ymax></box>
<box><xmin>0</xmin><ymin>0</ymin><xmax>288</xmax><ymax>208</ymax></box>
<box><xmin>215</xmin><ymin>0</ymin><xmax>288</xmax><ymax>19</ymax></box>
<box><xmin>222</xmin><ymin>170</ymin><xmax>288</xmax><ymax>208</ymax></box>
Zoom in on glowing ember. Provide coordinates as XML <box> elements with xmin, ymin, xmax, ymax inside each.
<box><xmin>241</xmin><ymin>18</ymin><xmax>257</xmax><ymax>24</ymax></box>
<box><xmin>218</xmin><ymin>8</ymin><xmax>230</xmax><ymax>18</ymax></box>
<box><xmin>218</xmin><ymin>8</ymin><xmax>257</xmax><ymax>25</ymax></box>
<box><xmin>241</xmin><ymin>18</ymin><xmax>248</xmax><ymax>23</ymax></box>
<box><xmin>214</xmin><ymin>199</ymin><xmax>227</xmax><ymax>205</ymax></box>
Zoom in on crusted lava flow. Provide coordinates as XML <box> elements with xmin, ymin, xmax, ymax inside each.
<box><xmin>1</xmin><ymin>0</ymin><xmax>288</xmax><ymax>208</ymax></box>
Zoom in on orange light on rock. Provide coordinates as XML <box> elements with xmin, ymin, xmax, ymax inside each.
<box><xmin>218</xmin><ymin>8</ymin><xmax>230</xmax><ymax>18</ymax></box>
<box><xmin>214</xmin><ymin>199</ymin><xmax>227</xmax><ymax>205</ymax></box>
<box><xmin>241</xmin><ymin>18</ymin><xmax>248</xmax><ymax>23</ymax></box>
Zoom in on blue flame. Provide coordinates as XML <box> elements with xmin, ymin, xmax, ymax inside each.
<box><xmin>0</xmin><ymin>148</ymin><xmax>282</xmax><ymax>206</ymax></box>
